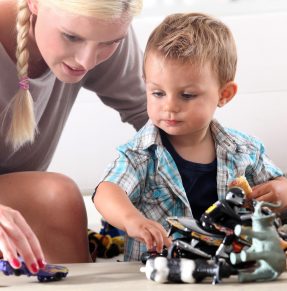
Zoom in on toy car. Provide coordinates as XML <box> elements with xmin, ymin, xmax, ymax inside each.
<box><xmin>0</xmin><ymin>259</ymin><xmax>69</xmax><ymax>282</ymax></box>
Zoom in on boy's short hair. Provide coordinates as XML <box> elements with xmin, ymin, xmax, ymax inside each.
<box><xmin>143</xmin><ymin>13</ymin><xmax>237</xmax><ymax>86</ymax></box>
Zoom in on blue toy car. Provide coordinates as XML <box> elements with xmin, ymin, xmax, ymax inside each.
<box><xmin>0</xmin><ymin>259</ymin><xmax>68</xmax><ymax>282</ymax></box>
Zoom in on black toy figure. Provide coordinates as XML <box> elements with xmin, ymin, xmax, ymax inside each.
<box><xmin>200</xmin><ymin>186</ymin><xmax>252</xmax><ymax>259</ymax></box>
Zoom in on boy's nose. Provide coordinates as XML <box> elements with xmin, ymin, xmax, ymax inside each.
<box><xmin>164</xmin><ymin>97</ymin><xmax>180</xmax><ymax>113</ymax></box>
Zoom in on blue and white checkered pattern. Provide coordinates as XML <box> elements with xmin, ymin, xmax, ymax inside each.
<box><xmin>98</xmin><ymin>119</ymin><xmax>283</xmax><ymax>261</ymax></box>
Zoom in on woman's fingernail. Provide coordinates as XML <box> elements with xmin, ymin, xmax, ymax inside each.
<box><xmin>30</xmin><ymin>263</ymin><xmax>39</xmax><ymax>273</ymax></box>
<box><xmin>37</xmin><ymin>259</ymin><xmax>46</xmax><ymax>269</ymax></box>
<box><xmin>12</xmin><ymin>258</ymin><xmax>21</xmax><ymax>268</ymax></box>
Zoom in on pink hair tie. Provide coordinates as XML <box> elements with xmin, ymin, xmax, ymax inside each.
<box><xmin>19</xmin><ymin>76</ymin><xmax>29</xmax><ymax>90</ymax></box>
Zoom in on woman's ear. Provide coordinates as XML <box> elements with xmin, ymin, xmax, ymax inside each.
<box><xmin>27</xmin><ymin>0</ymin><xmax>39</xmax><ymax>15</ymax></box>
<box><xmin>218</xmin><ymin>81</ymin><xmax>237</xmax><ymax>107</ymax></box>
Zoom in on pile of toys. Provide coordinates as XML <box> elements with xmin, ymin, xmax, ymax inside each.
<box><xmin>141</xmin><ymin>176</ymin><xmax>287</xmax><ymax>284</ymax></box>
<box><xmin>88</xmin><ymin>219</ymin><xmax>125</xmax><ymax>261</ymax></box>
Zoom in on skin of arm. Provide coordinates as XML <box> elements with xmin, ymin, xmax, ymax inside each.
<box><xmin>94</xmin><ymin>181</ymin><xmax>171</xmax><ymax>252</ymax></box>
<box><xmin>251</xmin><ymin>176</ymin><xmax>287</xmax><ymax>211</ymax></box>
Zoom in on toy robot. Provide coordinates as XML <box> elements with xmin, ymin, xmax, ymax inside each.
<box><xmin>141</xmin><ymin>187</ymin><xmax>252</xmax><ymax>264</ymax></box>
<box><xmin>230</xmin><ymin>201</ymin><xmax>286</xmax><ymax>282</ymax></box>
<box><xmin>200</xmin><ymin>186</ymin><xmax>252</xmax><ymax>260</ymax></box>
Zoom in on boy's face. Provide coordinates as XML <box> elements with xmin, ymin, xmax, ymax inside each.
<box><xmin>145</xmin><ymin>52</ymin><xmax>226</xmax><ymax>139</ymax></box>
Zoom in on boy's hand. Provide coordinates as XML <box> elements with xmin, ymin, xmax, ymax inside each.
<box><xmin>123</xmin><ymin>215</ymin><xmax>171</xmax><ymax>253</ymax></box>
<box><xmin>250</xmin><ymin>176</ymin><xmax>287</xmax><ymax>210</ymax></box>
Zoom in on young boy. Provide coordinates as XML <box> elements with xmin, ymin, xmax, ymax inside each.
<box><xmin>93</xmin><ymin>13</ymin><xmax>287</xmax><ymax>261</ymax></box>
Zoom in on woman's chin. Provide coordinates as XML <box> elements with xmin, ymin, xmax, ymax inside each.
<box><xmin>54</xmin><ymin>71</ymin><xmax>86</xmax><ymax>84</ymax></box>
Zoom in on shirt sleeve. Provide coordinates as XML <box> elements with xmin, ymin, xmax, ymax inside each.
<box><xmin>83</xmin><ymin>26</ymin><xmax>148</xmax><ymax>131</ymax></box>
<box><xmin>246</xmin><ymin>138</ymin><xmax>284</xmax><ymax>185</ymax></box>
<box><xmin>92</xmin><ymin>144</ymin><xmax>145</xmax><ymax>205</ymax></box>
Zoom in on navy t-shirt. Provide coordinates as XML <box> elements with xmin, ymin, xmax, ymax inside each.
<box><xmin>160</xmin><ymin>130</ymin><xmax>218</xmax><ymax>220</ymax></box>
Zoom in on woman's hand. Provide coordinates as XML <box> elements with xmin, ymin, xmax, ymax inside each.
<box><xmin>0</xmin><ymin>204</ymin><xmax>45</xmax><ymax>273</ymax></box>
<box><xmin>123</xmin><ymin>214</ymin><xmax>171</xmax><ymax>253</ymax></box>
<box><xmin>250</xmin><ymin>176</ymin><xmax>287</xmax><ymax>211</ymax></box>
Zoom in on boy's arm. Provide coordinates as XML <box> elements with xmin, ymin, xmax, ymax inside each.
<box><xmin>94</xmin><ymin>181</ymin><xmax>171</xmax><ymax>252</ymax></box>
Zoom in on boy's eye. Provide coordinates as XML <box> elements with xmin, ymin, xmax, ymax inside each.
<box><xmin>182</xmin><ymin>93</ymin><xmax>197</xmax><ymax>100</ymax></box>
<box><xmin>63</xmin><ymin>33</ymin><xmax>80</xmax><ymax>42</ymax></box>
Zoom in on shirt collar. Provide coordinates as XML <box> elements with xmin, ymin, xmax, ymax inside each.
<box><xmin>132</xmin><ymin>119</ymin><xmax>253</xmax><ymax>154</ymax></box>
<box><xmin>131</xmin><ymin>120</ymin><xmax>162</xmax><ymax>151</ymax></box>
<box><xmin>211</xmin><ymin>119</ymin><xmax>254</xmax><ymax>154</ymax></box>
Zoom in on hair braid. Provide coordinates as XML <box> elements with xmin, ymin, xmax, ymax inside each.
<box><xmin>5</xmin><ymin>0</ymin><xmax>37</xmax><ymax>150</ymax></box>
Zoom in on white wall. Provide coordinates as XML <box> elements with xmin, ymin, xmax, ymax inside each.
<box><xmin>48</xmin><ymin>1</ymin><xmax>287</xmax><ymax>228</ymax></box>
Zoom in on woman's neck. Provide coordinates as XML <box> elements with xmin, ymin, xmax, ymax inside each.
<box><xmin>27</xmin><ymin>13</ymin><xmax>49</xmax><ymax>78</ymax></box>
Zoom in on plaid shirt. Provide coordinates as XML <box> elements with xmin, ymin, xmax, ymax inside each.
<box><xmin>99</xmin><ymin>119</ymin><xmax>283</xmax><ymax>261</ymax></box>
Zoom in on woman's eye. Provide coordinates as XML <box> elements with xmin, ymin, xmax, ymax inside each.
<box><xmin>110</xmin><ymin>39</ymin><xmax>122</xmax><ymax>45</ymax></box>
<box><xmin>101</xmin><ymin>39</ymin><xmax>122</xmax><ymax>47</ymax></box>
<box><xmin>63</xmin><ymin>33</ymin><xmax>79</xmax><ymax>42</ymax></box>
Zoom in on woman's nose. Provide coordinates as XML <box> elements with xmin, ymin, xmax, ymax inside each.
<box><xmin>74</xmin><ymin>46</ymin><xmax>98</xmax><ymax>70</ymax></box>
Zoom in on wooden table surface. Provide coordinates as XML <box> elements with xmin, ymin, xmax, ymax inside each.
<box><xmin>1</xmin><ymin>261</ymin><xmax>287</xmax><ymax>290</ymax></box>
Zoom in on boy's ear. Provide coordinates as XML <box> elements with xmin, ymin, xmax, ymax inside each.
<box><xmin>218</xmin><ymin>81</ymin><xmax>237</xmax><ymax>107</ymax></box>
<box><xmin>27</xmin><ymin>0</ymin><xmax>39</xmax><ymax>15</ymax></box>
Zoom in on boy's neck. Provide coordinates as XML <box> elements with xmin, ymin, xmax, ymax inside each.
<box><xmin>167</xmin><ymin>126</ymin><xmax>216</xmax><ymax>164</ymax></box>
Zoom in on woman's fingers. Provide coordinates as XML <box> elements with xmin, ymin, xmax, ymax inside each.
<box><xmin>0</xmin><ymin>205</ymin><xmax>45</xmax><ymax>272</ymax></box>
<box><xmin>11</xmin><ymin>215</ymin><xmax>44</xmax><ymax>272</ymax></box>
<box><xmin>0</xmin><ymin>225</ymin><xmax>20</xmax><ymax>267</ymax></box>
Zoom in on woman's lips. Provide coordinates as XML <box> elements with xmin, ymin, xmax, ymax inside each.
<box><xmin>62</xmin><ymin>63</ymin><xmax>87</xmax><ymax>77</ymax></box>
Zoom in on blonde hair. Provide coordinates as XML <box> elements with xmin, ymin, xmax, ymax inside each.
<box><xmin>4</xmin><ymin>0</ymin><xmax>142</xmax><ymax>150</ymax></box>
<box><xmin>143</xmin><ymin>13</ymin><xmax>237</xmax><ymax>87</ymax></box>
<box><xmin>3</xmin><ymin>0</ymin><xmax>36</xmax><ymax>150</ymax></box>
<box><xmin>43</xmin><ymin>0</ymin><xmax>143</xmax><ymax>18</ymax></box>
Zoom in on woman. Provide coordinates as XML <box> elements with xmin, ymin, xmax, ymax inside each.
<box><xmin>0</xmin><ymin>0</ymin><xmax>147</xmax><ymax>272</ymax></box>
